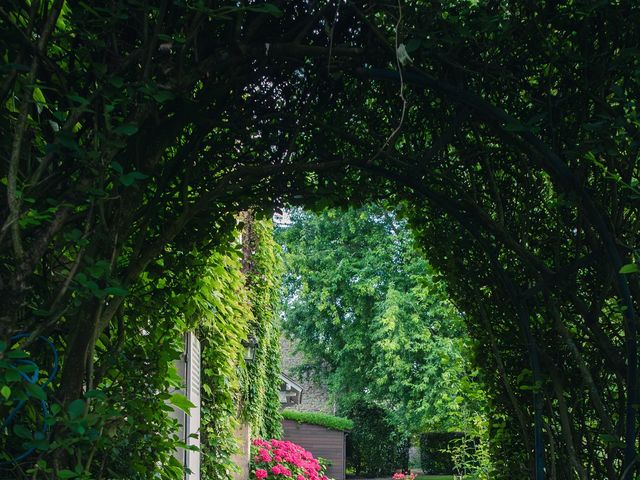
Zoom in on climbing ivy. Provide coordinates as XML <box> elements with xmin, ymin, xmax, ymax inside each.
<box><xmin>240</xmin><ymin>216</ymin><xmax>284</xmax><ymax>440</ymax></box>
<box><xmin>191</xmin><ymin>248</ymin><xmax>252</xmax><ymax>480</ymax></box>
<box><xmin>155</xmin><ymin>216</ymin><xmax>284</xmax><ymax>480</ymax></box>
<box><xmin>193</xmin><ymin>216</ymin><xmax>284</xmax><ymax>479</ymax></box>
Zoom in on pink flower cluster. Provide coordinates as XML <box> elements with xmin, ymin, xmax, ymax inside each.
<box><xmin>392</xmin><ymin>472</ymin><xmax>415</xmax><ymax>480</ymax></box>
<box><xmin>251</xmin><ymin>438</ymin><xmax>330</xmax><ymax>480</ymax></box>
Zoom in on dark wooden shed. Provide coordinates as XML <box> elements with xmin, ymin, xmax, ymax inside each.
<box><xmin>282</xmin><ymin>419</ymin><xmax>347</xmax><ymax>480</ymax></box>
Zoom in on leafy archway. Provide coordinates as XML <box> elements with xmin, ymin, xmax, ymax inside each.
<box><xmin>1</xmin><ymin>1</ymin><xmax>639</xmax><ymax>479</ymax></box>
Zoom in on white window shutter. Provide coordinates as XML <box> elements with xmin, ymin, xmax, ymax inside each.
<box><xmin>184</xmin><ymin>332</ymin><xmax>201</xmax><ymax>480</ymax></box>
<box><xmin>168</xmin><ymin>332</ymin><xmax>201</xmax><ymax>480</ymax></box>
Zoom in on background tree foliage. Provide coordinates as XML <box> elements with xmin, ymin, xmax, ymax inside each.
<box><xmin>1</xmin><ymin>1</ymin><xmax>640</xmax><ymax>478</ymax></box>
<box><xmin>277</xmin><ymin>204</ymin><xmax>489</xmax><ymax>477</ymax></box>
<box><xmin>277</xmin><ymin>205</ymin><xmax>483</xmax><ymax>435</ymax></box>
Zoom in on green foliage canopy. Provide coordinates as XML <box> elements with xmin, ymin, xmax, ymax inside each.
<box><xmin>2</xmin><ymin>1</ymin><xmax>640</xmax><ymax>478</ymax></box>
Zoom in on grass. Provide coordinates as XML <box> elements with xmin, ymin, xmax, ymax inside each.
<box><xmin>348</xmin><ymin>474</ymin><xmax>454</xmax><ymax>480</ymax></box>
<box><xmin>415</xmin><ymin>476</ymin><xmax>454</xmax><ymax>480</ymax></box>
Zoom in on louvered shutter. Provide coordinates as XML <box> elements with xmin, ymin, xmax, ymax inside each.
<box><xmin>184</xmin><ymin>332</ymin><xmax>201</xmax><ymax>480</ymax></box>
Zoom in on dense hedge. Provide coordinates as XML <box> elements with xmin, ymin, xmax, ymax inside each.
<box><xmin>282</xmin><ymin>409</ymin><xmax>353</xmax><ymax>431</ymax></box>
<box><xmin>419</xmin><ymin>432</ymin><xmax>464</xmax><ymax>475</ymax></box>
<box><xmin>345</xmin><ymin>401</ymin><xmax>409</xmax><ymax>477</ymax></box>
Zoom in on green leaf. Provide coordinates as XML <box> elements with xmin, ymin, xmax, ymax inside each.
<box><xmin>108</xmin><ymin>76</ymin><xmax>124</xmax><ymax>88</ymax></box>
<box><xmin>119</xmin><ymin>171</ymin><xmax>148</xmax><ymax>186</ymax></box>
<box><xmin>598</xmin><ymin>433</ymin><xmax>624</xmax><ymax>447</ymax></box>
<box><xmin>619</xmin><ymin>263</ymin><xmax>639</xmax><ymax>274</ymax></box>
<box><xmin>14</xmin><ymin>424</ymin><xmax>32</xmax><ymax>440</ymax></box>
<box><xmin>103</xmin><ymin>286</ymin><xmax>129</xmax><ymax>297</ymax></box>
<box><xmin>85</xmin><ymin>389</ymin><xmax>106</xmax><ymax>400</ymax></box>
<box><xmin>57</xmin><ymin>470</ymin><xmax>79</xmax><ymax>479</ymax></box>
<box><xmin>169</xmin><ymin>393</ymin><xmax>196</xmax><ymax>414</ymax></box>
<box><xmin>6</xmin><ymin>349</ymin><xmax>28</xmax><ymax>359</ymax></box>
<box><xmin>5</xmin><ymin>369</ymin><xmax>21</xmax><ymax>382</ymax></box>
<box><xmin>33</xmin><ymin>87</ymin><xmax>47</xmax><ymax>106</ymax></box>
<box><xmin>67</xmin><ymin>94</ymin><xmax>88</xmax><ymax>105</ymax></box>
<box><xmin>26</xmin><ymin>383</ymin><xmax>47</xmax><ymax>401</ymax></box>
<box><xmin>110</xmin><ymin>161</ymin><xmax>124</xmax><ymax>174</ymax></box>
<box><xmin>17</xmin><ymin>362</ymin><xmax>36</xmax><ymax>374</ymax></box>
<box><xmin>52</xmin><ymin>110</ymin><xmax>67</xmax><ymax>122</ymax></box>
<box><xmin>246</xmin><ymin>4</ymin><xmax>282</xmax><ymax>17</ymax></box>
<box><xmin>113</xmin><ymin>124</ymin><xmax>138</xmax><ymax>136</ymax></box>
<box><xmin>152</xmin><ymin>90</ymin><xmax>174</xmax><ymax>103</ymax></box>
<box><xmin>31</xmin><ymin>436</ymin><xmax>50</xmax><ymax>451</ymax></box>
<box><xmin>67</xmin><ymin>399</ymin><xmax>86</xmax><ymax>420</ymax></box>
<box><xmin>1</xmin><ymin>385</ymin><xmax>11</xmax><ymax>400</ymax></box>
<box><xmin>74</xmin><ymin>272</ymin><xmax>88</xmax><ymax>284</ymax></box>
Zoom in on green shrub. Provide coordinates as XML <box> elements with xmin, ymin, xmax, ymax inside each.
<box><xmin>282</xmin><ymin>409</ymin><xmax>353</xmax><ymax>431</ymax></box>
<box><xmin>345</xmin><ymin>401</ymin><xmax>409</xmax><ymax>477</ymax></box>
<box><xmin>419</xmin><ymin>432</ymin><xmax>464</xmax><ymax>475</ymax></box>
<box><xmin>447</xmin><ymin>433</ymin><xmax>492</xmax><ymax>479</ymax></box>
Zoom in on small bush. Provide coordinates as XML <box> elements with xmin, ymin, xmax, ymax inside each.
<box><xmin>419</xmin><ymin>432</ymin><xmax>464</xmax><ymax>475</ymax></box>
<box><xmin>345</xmin><ymin>401</ymin><xmax>409</xmax><ymax>477</ymax></box>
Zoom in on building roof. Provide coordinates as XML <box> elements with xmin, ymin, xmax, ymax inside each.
<box><xmin>279</xmin><ymin>372</ymin><xmax>303</xmax><ymax>406</ymax></box>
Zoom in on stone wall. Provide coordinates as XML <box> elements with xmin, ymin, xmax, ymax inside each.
<box><xmin>280</xmin><ymin>335</ymin><xmax>334</xmax><ymax>414</ymax></box>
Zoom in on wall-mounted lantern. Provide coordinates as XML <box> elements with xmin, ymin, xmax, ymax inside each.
<box><xmin>242</xmin><ymin>334</ymin><xmax>258</xmax><ymax>362</ymax></box>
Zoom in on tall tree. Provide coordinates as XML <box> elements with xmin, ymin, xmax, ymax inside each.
<box><xmin>277</xmin><ymin>204</ymin><xmax>484</xmax><ymax>434</ymax></box>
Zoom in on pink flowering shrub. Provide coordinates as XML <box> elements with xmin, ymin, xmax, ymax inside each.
<box><xmin>392</xmin><ymin>472</ymin><xmax>415</xmax><ymax>480</ymax></box>
<box><xmin>251</xmin><ymin>438</ymin><xmax>331</xmax><ymax>480</ymax></box>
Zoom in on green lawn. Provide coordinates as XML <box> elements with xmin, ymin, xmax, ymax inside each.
<box><xmin>348</xmin><ymin>475</ymin><xmax>454</xmax><ymax>480</ymax></box>
<box><xmin>415</xmin><ymin>476</ymin><xmax>454</xmax><ymax>480</ymax></box>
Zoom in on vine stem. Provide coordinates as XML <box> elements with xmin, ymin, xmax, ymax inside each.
<box><xmin>369</xmin><ymin>0</ymin><xmax>407</xmax><ymax>165</ymax></box>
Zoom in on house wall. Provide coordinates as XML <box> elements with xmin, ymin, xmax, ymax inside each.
<box><xmin>282</xmin><ymin>420</ymin><xmax>346</xmax><ymax>480</ymax></box>
<box><xmin>279</xmin><ymin>336</ymin><xmax>334</xmax><ymax>414</ymax></box>
<box><xmin>231</xmin><ymin>421</ymin><xmax>251</xmax><ymax>480</ymax></box>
